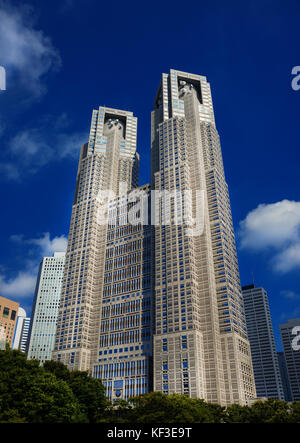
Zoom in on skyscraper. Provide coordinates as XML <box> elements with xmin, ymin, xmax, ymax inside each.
<box><xmin>242</xmin><ymin>284</ymin><xmax>284</xmax><ymax>399</ymax></box>
<box><xmin>280</xmin><ymin>318</ymin><xmax>300</xmax><ymax>401</ymax></box>
<box><xmin>27</xmin><ymin>252</ymin><xmax>65</xmax><ymax>363</ymax></box>
<box><xmin>52</xmin><ymin>107</ymin><xmax>139</xmax><ymax>372</ymax></box>
<box><xmin>52</xmin><ymin>71</ymin><xmax>256</xmax><ymax>405</ymax></box>
<box><xmin>151</xmin><ymin>69</ymin><xmax>256</xmax><ymax>405</ymax></box>
<box><xmin>12</xmin><ymin>307</ymin><xmax>30</xmax><ymax>353</ymax></box>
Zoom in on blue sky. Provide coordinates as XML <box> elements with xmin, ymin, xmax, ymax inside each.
<box><xmin>0</xmin><ymin>0</ymin><xmax>299</xmax><ymax>350</ymax></box>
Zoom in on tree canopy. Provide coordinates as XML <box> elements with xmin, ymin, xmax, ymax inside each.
<box><xmin>0</xmin><ymin>347</ymin><xmax>299</xmax><ymax>423</ymax></box>
<box><xmin>0</xmin><ymin>347</ymin><xmax>108</xmax><ymax>423</ymax></box>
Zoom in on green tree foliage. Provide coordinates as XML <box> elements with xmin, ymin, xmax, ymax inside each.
<box><xmin>1</xmin><ymin>348</ymin><xmax>299</xmax><ymax>423</ymax></box>
<box><xmin>0</xmin><ymin>347</ymin><xmax>107</xmax><ymax>423</ymax></box>
<box><xmin>111</xmin><ymin>392</ymin><xmax>225</xmax><ymax>423</ymax></box>
<box><xmin>44</xmin><ymin>360</ymin><xmax>109</xmax><ymax>423</ymax></box>
<box><xmin>0</xmin><ymin>347</ymin><xmax>80</xmax><ymax>422</ymax></box>
<box><xmin>111</xmin><ymin>393</ymin><xmax>300</xmax><ymax>424</ymax></box>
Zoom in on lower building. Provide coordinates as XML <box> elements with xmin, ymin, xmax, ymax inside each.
<box><xmin>0</xmin><ymin>296</ymin><xmax>19</xmax><ymax>348</ymax></box>
<box><xmin>280</xmin><ymin>319</ymin><xmax>300</xmax><ymax>401</ymax></box>
<box><xmin>12</xmin><ymin>307</ymin><xmax>30</xmax><ymax>353</ymax></box>
<box><xmin>242</xmin><ymin>285</ymin><xmax>284</xmax><ymax>399</ymax></box>
<box><xmin>27</xmin><ymin>252</ymin><xmax>66</xmax><ymax>364</ymax></box>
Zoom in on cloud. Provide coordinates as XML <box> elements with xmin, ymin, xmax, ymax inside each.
<box><xmin>0</xmin><ymin>232</ymin><xmax>67</xmax><ymax>300</ymax></box>
<box><xmin>0</xmin><ymin>272</ymin><xmax>37</xmax><ymax>298</ymax></box>
<box><xmin>239</xmin><ymin>200</ymin><xmax>300</xmax><ymax>273</ymax></box>
<box><xmin>0</xmin><ymin>1</ymin><xmax>61</xmax><ymax>97</ymax></box>
<box><xmin>273</xmin><ymin>242</ymin><xmax>300</xmax><ymax>273</ymax></box>
<box><xmin>0</xmin><ymin>113</ymin><xmax>87</xmax><ymax>180</ymax></box>
<box><xmin>26</xmin><ymin>232</ymin><xmax>68</xmax><ymax>256</ymax></box>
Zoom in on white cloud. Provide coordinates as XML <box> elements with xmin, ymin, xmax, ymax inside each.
<box><xmin>0</xmin><ymin>272</ymin><xmax>37</xmax><ymax>298</ymax></box>
<box><xmin>0</xmin><ymin>1</ymin><xmax>61</xmax><ymax>97</ymax></box>
<box><xmin>27</xmin><ymin>232</ymin><xmax>68</xmax><ymax>256</ymax></box>
<box><xmin>273</xmin><ymin>242</ymin><xmax>300</xmax><ymax>273</ymax></box>
<box><xmin>239</xmin><ymin>200</ymin><xmax>300</xmax><ymax>273</ymax></box>
<box><xmin>0</xmin><ymin>232</ymin><xmax>67</xmax><ymax>300</ymax></box>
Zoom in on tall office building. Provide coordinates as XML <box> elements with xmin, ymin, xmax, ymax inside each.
<box><xmin>151</xmin><ymin>69</ymin><xmax>256</xmax><ymax>405</ymax></box>
<box><xmin>242</xmin><ymin>284</ymin><xmax>284</xmax><ymax>399</ymax></box>
<box><xmin>27</xmin><ymin>252</ymin><xmax>65</xmax><ymax>363</ymax></box>
<box><xmin>12</xmin><ymin>307</ymin><xmax>30</xmax><ymax>353</ymax></box>
<box><xmin>280</xmin><ymin>319</ymin><xmax>300</xmax><ymax>401</ymax></box>
<box><xmin>0</xmin><ymin>296</ymin><xmax>19</xmax><ymax>348</ymax></box>
<box><xmin>92</xmin><ymin>184</ymin><xmax>153</xmax><ymax>401</ymax></box>
<box><xmin>277</xmin><ymin>352</ymin><xmax>292</xmax><ymax>401</ymax></box>
<box><xmin>52</xmin><ymin>107</ymin><xmax>139</xmax><ymax>372</ymax></box>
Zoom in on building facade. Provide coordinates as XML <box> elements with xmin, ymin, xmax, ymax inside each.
<box><xmin>52</xmin><ymin>107</ymin><xmax>139</xmax><ymax>372</ymax></box>
<box><xmin>12</xmin><ymin>307</ymin><xmax>30</xmax><ymax>353</ymax></box>
<box><xmin>151</xmin><ymin>69</ymin><xmax>256</xmax><ymax>405</ymax></box>
<box><xmin>280</xmin><ymin>318</ymin><xmax>300</xmax><ymax>401</ymax></box>
<box><xmin>242</xmin><ymin>284</ymin><xmax>284</xmax><ymax>399</ymax></box>
<box><xmin>52</xmin><ymin>71</ymin><xmax>256</xmax><ymax>405</ymax></box>
<box><xmin>27</xmin><ymin>252</ymin><xmax>65</xmax><ymax>363</ymax></box>
<box><xmin>0</xmin><ymin>296</ymin><xmax>19</xmax><ymax>348</ymax></box>
<box><xmin>92</xmin><ymin>184</ymin><xmax>153</xmax><ymax>401</ymax></box>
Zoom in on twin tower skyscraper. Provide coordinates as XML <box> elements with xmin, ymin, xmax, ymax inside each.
<box><xmin>52</xmin><ymin>69</ymin><xmax>257</xmax><ymax>405</ymax></box>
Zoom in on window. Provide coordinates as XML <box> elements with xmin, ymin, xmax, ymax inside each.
<box><xmin>3</xmin><ymin>307</ymin><xmax>9</xmax><ymax>318</ymax></box>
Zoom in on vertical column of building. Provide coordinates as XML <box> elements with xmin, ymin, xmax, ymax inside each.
<box><xmin>27</xmin><ymin>252</ymin><xmax>65</xmax><ymax>363</ymax></box>
<box><xmin>152</xmin><ymin>69</ymin><xmax>256</xmax><ymax>405</ymax></box>
<box><xmin>92</xmin><ymin>184</ymin><xmax>153</xmax><ymax>401</ymax></box>
<box><xmin>280</xmin><ymin>319</ymin><xmax>300</xmax><ymax>401</ymax></box>
<box><xmin>151</xmin><ymin>71</ymin><xmax>218</xmax><ymax>401</ymax></box>
<box><xmin>242</xmin><ymin>285</ymin><xmax>284</xmax><ymax>399</ymax></box>
<box><xmin>277</xmin><ymin>352</ymin><xmax>293</xmax><ymax>401</ymax></box>
<box><xmin>52</xmin><ymin>107</ymin><xmax>139</xmax><ymax>372</ymax></box>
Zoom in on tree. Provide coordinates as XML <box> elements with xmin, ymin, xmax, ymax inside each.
<box><xmin>113</xmin><ymin>392</ymin><xmax>225</xmax><ymax>423</ymax></box>
<box><xmin>0</xmin><ymin>348</ymin><xmax>81</xmax><ymax>423</ymax></box>
<box><xmin>43</xmin><ymin>359</ymin><xmax>109</xmax><ymax>422</ymax></box>
<box><xmin>224</xmin><ymin>404</ymin><xmax>252</xmax><ymax>423</ymax></box>
<box><xmin>247</xmin><ymin>398</ymin><xmax>292</xmax><ymax>423</ymax></box>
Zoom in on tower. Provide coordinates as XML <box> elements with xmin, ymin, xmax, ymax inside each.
<box><xmin>151</xmin><ymin>69</ymin><xmax>256</xmax><ymax>405</ymax></box>
<box><xmin>52</xmin><ymin>107</ymin><xmax>139</xmax><ymax>371</ymax></box>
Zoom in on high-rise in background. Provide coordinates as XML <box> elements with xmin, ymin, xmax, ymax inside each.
<box><xmin>242</xmin><ymin>284</ymin><xmax>284</xmax><ymax>399</ymax></box>
<box><xmin>27</xmin><ymin>252</ymin><xmax>65</xmax><ymax>363</ymax></box>
<box><xmin>12</xmin><ymin>307</ymin><xmax>30</xmax><ymax>353</ymax></box>
<box><xmin>280</xmin><ymin>319</ymin><xmax>300</xmax><ymax>401</ymax></box>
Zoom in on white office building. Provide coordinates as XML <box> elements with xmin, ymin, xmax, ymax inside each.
<box><xmin>27</xmin><ymin>252</ymin><xmax>66</xmax><ymax>363</ymax></box>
